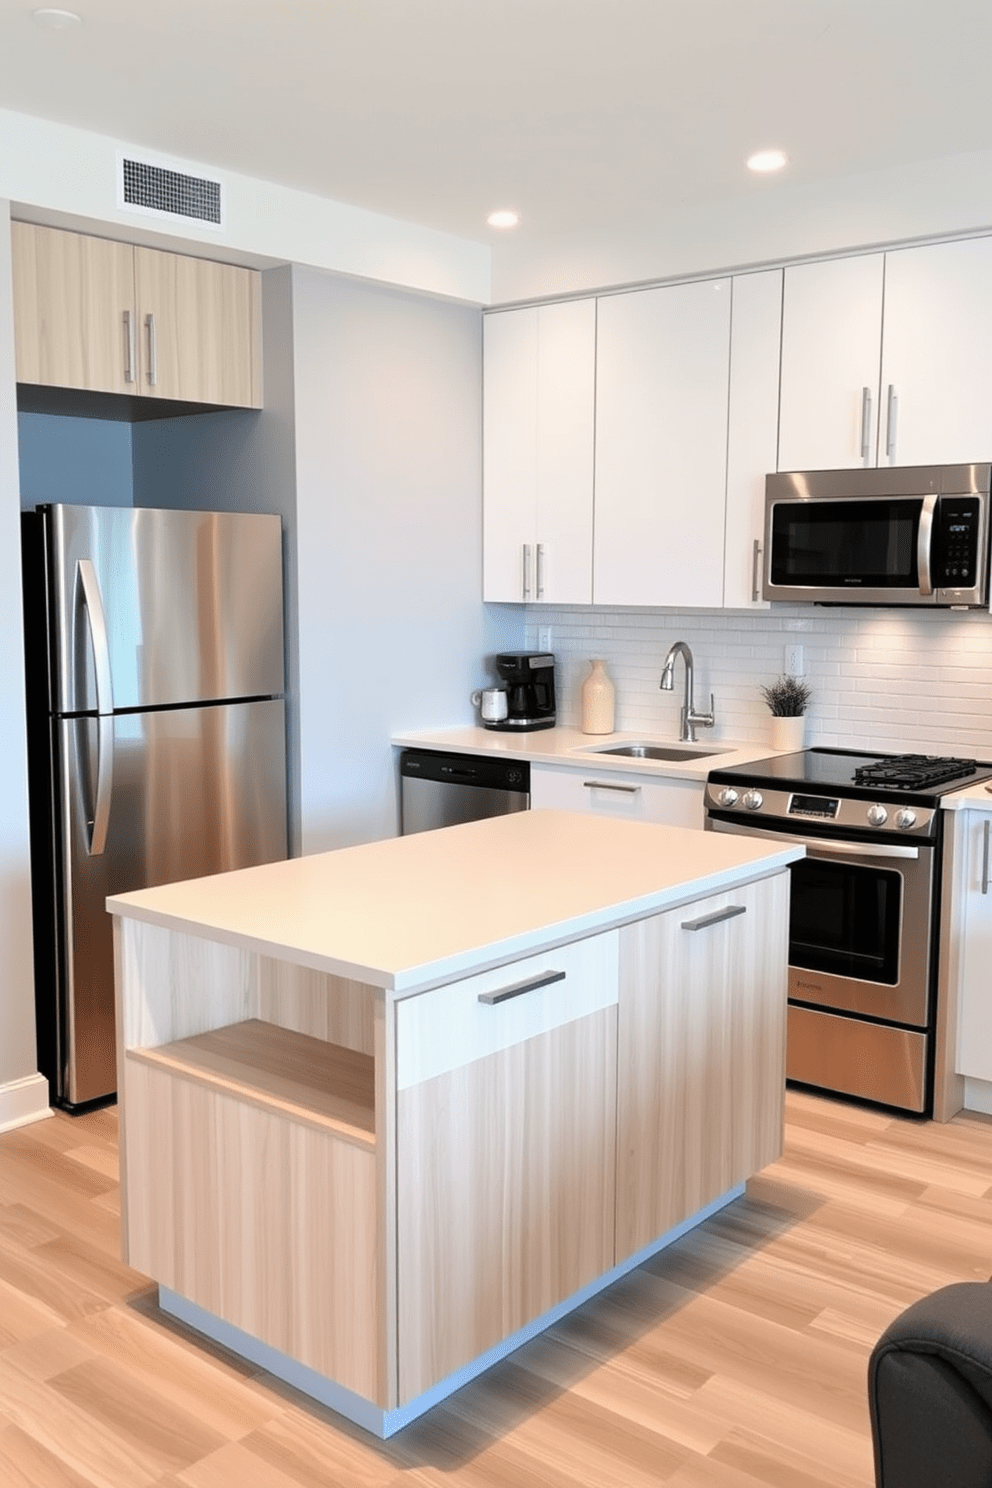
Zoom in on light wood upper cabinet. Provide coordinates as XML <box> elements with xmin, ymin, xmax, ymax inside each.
<box><xmin>12</xmin><ymin>221</ymin><xmax>262</xmax><ymax>409</ymax></box>
<box><xmin>483</xmin><ymin>299</ymin><xmax>595</xmax><ymax>603</ymax></box>
<box><xmin>778</xmin><ymin>253</ymin><xmax>885</xmax><ymax>471</ymax></box>
<box><xmin>594</xmin><ymin>278</ymin><xmax>732</xmax><ymax>607</ymax></box>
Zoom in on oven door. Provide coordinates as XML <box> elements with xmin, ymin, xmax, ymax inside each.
<box><xmin>708</xmin><ymin>818</ymin><xmax>935</xmax><ymax>1026</ymax></box>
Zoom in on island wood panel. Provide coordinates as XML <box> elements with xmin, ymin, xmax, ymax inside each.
<box><xmin>126</xmin><ymin>1021</ymin><xmax>375</xmax><ymax>1146</ymax></box>
<box><xmin>12</xmin><ymin>221</ymin><xmax>136</xmax><ymax>392</ymax></box>
<box><xmin>123</xmin><ymin>1054</ymin><xmax>380</xmax><ymax>1402</ymax></box>
<box><xmin>257</xmin><ymin>957</ymin><xmax>376</xmax><ymax>1057</ymax></box>
<box><xmin>615</xmin><ymin>873</ymin><xmax>790</xmax><ymax>1262</ymax></box>
<box><xmin>134</xmin><ymin>245</ymin><xmax>261</xmax><ymax>407</ymax></box>
<box><xmin>115</xmin><ymin>916</ymin><xmax>260</xmax><ymax>1052</ymax></box>
<box><xmin>374</xmin><ymin>993</ymin><xmax>399</xmax><ymax>1411</ymax></box>
<box><xmin>396</xmin><ymin>1003</ymin><xmax>618</xmax><ymax>1403</ymax></box>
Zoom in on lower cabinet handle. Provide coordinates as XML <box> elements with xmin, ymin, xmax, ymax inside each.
<box><xmin>583</xmin><ymin>780</ymin><xmax>641</xmax><ymax>794</ymax></box>
<box><xmin>478</xmin><ymin>969</ymin><xmax>566</xmax><ymax>1005</ymax></box>
<box><xmin>681</xmin><ymin>904</ymin><xmax>747</xmax><ymax>932</ymax></box>
<box><xmin>982</xmin><ymin>819</ymin><xmax>990</xmax><ymax>896</ymax></box>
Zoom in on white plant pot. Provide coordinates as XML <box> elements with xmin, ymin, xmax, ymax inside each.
<box><xmin>769</xmin><ymin>714</ymin><xmax>806</xmax><ymax>752</ymax></box>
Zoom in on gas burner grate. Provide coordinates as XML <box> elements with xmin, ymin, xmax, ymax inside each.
<box><xmin>853</xmin><ymin>755</ymin><xmax>979</xmax><ymax>791</ymax></box>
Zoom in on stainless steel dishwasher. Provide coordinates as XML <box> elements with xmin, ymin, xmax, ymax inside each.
<box><xmin>399</xmin><ymin>749</ymin><xmax>530</xmax><ymax>834</ymax></box>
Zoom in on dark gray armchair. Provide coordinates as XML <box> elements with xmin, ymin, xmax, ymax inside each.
<box><xmin>868</xmin><ymin>1282</ymin><xmax>992</xmax><ymax>1487</ymax></box>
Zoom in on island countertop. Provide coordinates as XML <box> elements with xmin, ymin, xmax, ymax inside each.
<box><xmin>108</xmin><ymin>809</ymin><xmax>803</xmax><ymax>994</ymax></box>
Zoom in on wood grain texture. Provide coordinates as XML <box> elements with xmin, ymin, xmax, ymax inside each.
<box><xmin>122</xmin><ymin>1058</ymin><xmax>379</xmax><ymax>1401</ymax></box>
<box><xmin>12</xmin><ymin>222</ymin><xmax>136</xmax><ymax>393</ymax></box>
<box><xmin>134</xmin><ymin>246</ymin><xmax>259</xmax><ymax>407</ymax></box>
<box><xmin>396</xmin><ymin>1004</ymin><xmax>618</xmax><ymax>1402</ymax></box>
<box><xmin>116</xmin><ymin>917</ymin><xmax>260</xmax><ymax>1053</ymax></box>
<box><xmin>6</xmin><ymin>1094</ymin><xmax>992</xmax><ymax>1485</ymax></box>
<box><xmin>257</xmin><ymin>957</ymin><xmax>376</xmax><ymax>1056</ymax></box>
<box><xmin>616</xmin><ymin>874</ymin><xmax>790</xmax><ymax>1262</ymax></box>
<box><xmin>126</xmin><ymin>1021</ymin><xmax>375</xmax><ymax>1145</ymax></box>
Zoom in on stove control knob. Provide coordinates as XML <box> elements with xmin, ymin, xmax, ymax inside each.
<box><xmin>867</xmin><ymin>804</ymin><xmax>888</xmax><ymax>827</ymax></box>
<box><xmin>742</xmin><ymin>790</ymin><xmax>764</xmax><ymax>812</ymax></box>
<box><xmin>717</xmin><ymin>787</ymin><xmax>740</xmax><ymax>807</ymax></box>
<box><xmin>895</xmin><ymin>808</ymin><xmax>918</xmax><ymax>831</ymax></box>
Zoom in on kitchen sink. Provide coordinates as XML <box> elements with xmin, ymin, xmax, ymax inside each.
<box><xmin>587</xmin><ymin>743</ymin><xmax>723</xmax><ymax>761</ymax></box>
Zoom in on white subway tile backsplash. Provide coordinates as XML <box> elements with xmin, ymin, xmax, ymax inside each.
<box><xmin>520</xmin><ymin>604</ymin><xmax>992</xmax><ymax>758</ymax></box>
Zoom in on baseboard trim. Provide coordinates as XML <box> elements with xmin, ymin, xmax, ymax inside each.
<box><xmin>0</xmin><ymin>1072</ymin><xmax>52</xmax><ymax>1133</ymax></box>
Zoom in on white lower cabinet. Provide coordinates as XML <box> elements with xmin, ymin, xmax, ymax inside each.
<box><xmin>530</xmin><ymin>760</ymin><xmax>705</xmax><ymax>830</ymax></box>
<box><xmin>949</xmin><ymin>809</ymin><xmax>992</xmax><ymax>1085</ymax></box>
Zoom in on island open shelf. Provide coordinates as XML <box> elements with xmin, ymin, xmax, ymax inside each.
<box><xmin>109</xmin><ymin>809</ymin><xmax>803</xmax><ymax>1437</ymax></box>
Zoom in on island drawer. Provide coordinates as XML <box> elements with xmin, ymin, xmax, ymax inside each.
<box><xmin>395</xmin><ymin>929</ymin><xmax>619</xmax><ymax>1090</ymax></box>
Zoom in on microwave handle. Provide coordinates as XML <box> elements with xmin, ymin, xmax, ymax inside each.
<box><xmin>918</xmin><ymin>493</ymin><xmax>937</xmax><ymax>596</ymax></box>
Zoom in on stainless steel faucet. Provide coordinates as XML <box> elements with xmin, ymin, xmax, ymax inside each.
<box><xmin>660</xmin><ymin>641</ymin><xmax>715</xmax><ymax>743</ymax></box>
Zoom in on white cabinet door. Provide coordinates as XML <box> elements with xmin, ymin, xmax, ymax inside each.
<box><xmin>879</xmin><ymin>237</ymin><xmax>992</xmax><ymax>468</ymax></box>
<box><xmin>778</xmin><ymin>254</ymin><xmax>884</xmax><ymax>471</ymax></box>
<box><xmin>531</xmin><ymin>761</ymin><xmax>705</xmax><ymax>830</ymax></box>
<box><xmin>482</xmin><ymin>300</ymin><xmax>595</xmax><ymax>603</ymax></box>
<box><xmin>954</xmin><ymin>812</ymin><xmax>992</xmax><ymax>1084</ymax></box>
<box><xmin>724</xmin><ymin>270</ymin><xmax>782</xmax><ymax>609</ymax></box>
<box><xmin>594</xmin><ymin>279</ymin><xmax>732</xmax><ymax>608</ymax></box>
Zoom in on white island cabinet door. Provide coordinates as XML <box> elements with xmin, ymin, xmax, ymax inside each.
<box><xmin>724</xmin><ymin>269</ymin><xmax>783</xmax><ymax>609</ymax></box>
<box><xmin>593</xmin><ymin>278</ymin><xmax>732</xmax><ymax>608</ymax></box>
<box><xmin>954</xmin><ymin>810</ymin><xmax>992</xmax><ymax>1086</ymax></box>
<box><xmin>778</xmin><ymin>254</ymin><xmax>884</xmax><ymax>471</ymax></box>
<box><xmin>482</xmin><ymin>299</ymin><xmax>595</xmax><ymax>603</ymax></box>
<box><xmin>878</xmin><ymin>237</ymin><xmax>992</xmax><ymax>468</ymax></box>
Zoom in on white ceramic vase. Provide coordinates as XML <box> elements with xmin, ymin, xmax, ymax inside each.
<box><xmin>581</xmin><ymin>659</ymin><xmax>616</xmax><ymax>734</ymax></box>
<box><xmin>769</xmin><ymin>714</ymin><xmax>806</xmax><ymax>752</ymax></box>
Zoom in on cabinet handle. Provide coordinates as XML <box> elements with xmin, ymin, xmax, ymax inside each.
<box><xmin>145</xmin><ymin>313</ymin><xmax>158</xmax><ymax>386</ymax></box>
<box><xmin>536</xmin><ymin>542</ymin><xmax>546</xmax><ymax>600</ymax></box>
<box><xmin>582</xmin><ymin>780</ymin><xmax>641</xmax><ymax>794</ymax></box>
<box><xmin>478</xmin><ymin>969</ymin><xmax>566</xmax><ymax>1005</ymax></box>
<box><xmin>982</xmin><ymin>820</ymin><xmax>990</xmax><ymax>896</ymax></box>
<box><xmin>751</xmin><ymin>539</ymin><xmax>763</xmax><ymax>602</ymax></box>
<box><xmin>860</xmin><ymin>386</ymin><xmax>872</xmax><ymax>462</ymax></box>
<box><xmin>123</xmin><ymin>310</ymin><xmax>135</xmax><ymax>383</ymax></box>
<box><xmin>681</xmin><ymin>904</ymin><xmax>747</xmax><ymax>932</ymax></box>
<box><xmin>522</xmin><ymin>543</ymin><xmax>532</xmax><ymax>600</ymax></box>
<box><xmin>885</xmin><ymin>384</ymin><xmax>898</xmax><ymax>459</ymax></box>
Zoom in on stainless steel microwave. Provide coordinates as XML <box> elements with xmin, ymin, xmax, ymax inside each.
<box><xmin>762</xmin><ymin>463</ymin><xmax>991</xmax><ymax>607</ymax></box>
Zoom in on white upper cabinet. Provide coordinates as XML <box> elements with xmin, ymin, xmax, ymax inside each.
<box><xmin>778</xmin><ymin>254</ymin><xmax>885</xmax><ymax>471</ymax></box>
<box><xmin>594</xmin><ymin>279</ymin><xmax>731</xmax><ymax>607</ymax></box>
<box><xmin>879</xmin><ymin>237</ymin><xmax>992</xmax><ymax>467</ymax></box>
<box><xmin>724</xmin><ymin>270</ymin><xmax>783</xmax><ymax>609</ymax></box>
<box><xmin>482</xmin><ymin>299</ymin><xmax>595</xmax><ymax>603</ymax></box>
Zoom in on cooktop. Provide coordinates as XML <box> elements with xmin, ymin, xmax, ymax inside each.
<box><xmin>708</xmin><ymin>747</ymin><xmax>992</xmax><ymax>803</ymax></box>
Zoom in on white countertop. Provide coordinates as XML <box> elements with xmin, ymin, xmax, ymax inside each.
<box><xmin>391</xmin><ymin>724</ymin><xmax>781</xmax><ymax>782</ymax></box>
<box><xmin>942</xmin><ymin>779</ymin><xmax>992</xmax><ymax>811</ymax></box>
<box><xmin>108</xmin><ymin>810</ymin><xmax>802</xmax><ymax>995</ymax></box>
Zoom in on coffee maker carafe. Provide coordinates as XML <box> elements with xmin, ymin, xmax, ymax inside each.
<box><xmin>488</xmin><ymin>652</ymin><xmax>556</xmax><ymax>731</ymax></box>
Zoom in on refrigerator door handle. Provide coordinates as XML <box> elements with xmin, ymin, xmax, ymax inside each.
<box><xmin>77</xmin><ymin>559</ymin><xmax>114</xmax><ymax>855</ymax></box>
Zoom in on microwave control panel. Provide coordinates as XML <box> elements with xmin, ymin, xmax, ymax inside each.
<box><xmin>934</xmin><ymin>496</ymin><xmax>982</xmax><ymax>588</ymax></box>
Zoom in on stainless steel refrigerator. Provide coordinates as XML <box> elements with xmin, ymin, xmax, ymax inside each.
<box><xmin>22</xmin><ymin>503</ymin><xmax>289</xmax><ymax>1110</ymax></box>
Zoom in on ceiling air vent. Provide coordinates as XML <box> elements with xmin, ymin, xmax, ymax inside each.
<box><xmin>121</xmin><ymin>158</ymin><xmax>222</xmax><ymax>225</ymax></box>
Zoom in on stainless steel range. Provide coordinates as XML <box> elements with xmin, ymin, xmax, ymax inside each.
<box><xmin>704</xmin><ymin>748</ymin><xmax>992</xmax><ymax>1115</ymax></box>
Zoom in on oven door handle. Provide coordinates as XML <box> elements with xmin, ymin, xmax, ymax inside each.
<box><xmin>708</xmin><ymin>818</ymin><xmax>920</xmax><ymax>860</ymax></box>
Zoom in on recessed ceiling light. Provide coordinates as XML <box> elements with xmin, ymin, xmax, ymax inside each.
<box><xmin>33</xmin><ymin>7</ymin><xmax>82</xmax><ymax>27</ymax></box>
<box><xmin>747</xmin><ymin>149</ymin><xmax>788</xmax><ymax>173</ymax></box>
<box><xmin>486</xmin><ymin>209</ymin><xmax>519</xmax><ymax>229</ymax></box>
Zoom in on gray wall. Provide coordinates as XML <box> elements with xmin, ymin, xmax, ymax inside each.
<box><xmin>18</xmin><ymin>412</ymin><xmax>134</xmax><ymax>510</ymax></box>
<box><xmin>0</xmin><ymin>202</ymin><xmax>38</xmax><ymax>1088</ymax></box>
<box><xmin>290</xmin><ymin>266</ymin><xmax>521</xmax><ymax>851</ymax></box>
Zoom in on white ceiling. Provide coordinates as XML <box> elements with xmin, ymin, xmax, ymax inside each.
<box><xmin>2</xmin><ymin>0</ymin><xmax>992</xmax><ymax>249</ymax></box>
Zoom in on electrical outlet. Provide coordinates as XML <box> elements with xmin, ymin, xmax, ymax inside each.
<box><xmin>539</xmin><ymin>625</ymin><xmax>552</xmax><ymax>652</ymax></box>
<box><xmin>786</xmin><ymin>644</ymin><xmax>805</xmax><ymax>677</ymax></box>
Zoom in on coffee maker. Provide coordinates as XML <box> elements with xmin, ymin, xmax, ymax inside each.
<box><xmin>489</xmin><ymin>652</ymin><xmax>556</xmax><ymax>731</ymax></box>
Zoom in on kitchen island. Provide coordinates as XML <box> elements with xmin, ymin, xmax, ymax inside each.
<box><xmin>109</xmin><ymin>810</ymin><xmax>802</xmax><ymax>1437</ymax></box>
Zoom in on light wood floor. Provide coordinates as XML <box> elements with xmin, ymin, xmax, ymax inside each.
<box><xmin>2</xmin><ymin>1089</ymin><xmax>992</xmax><ymax>1487</ymax></box>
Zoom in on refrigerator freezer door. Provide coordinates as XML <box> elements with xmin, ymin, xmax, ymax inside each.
<box><xmin>55</xmin><ymin>698</ymin><xmax>288</xmax><ymax>1105</ymax></box>
<box><xmin>46</xmin><ymin>505</ymin><xmax>285</xmax><ymax>714</ymax></box>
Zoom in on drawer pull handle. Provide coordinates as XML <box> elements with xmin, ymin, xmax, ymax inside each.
<box><xmin>681</xmin><ymin>904</ymin><xmax>747</xmax><ymax>932</ymax></box>
<box><xmin>478</xmin><ymin>969</ymin><xmax>566</xmax><ymax>1005</ymax></box>
<box><xmin>582</xmin><ymin>780</ymin><xmax>641</xmax><ymax>794</ymax></box>
<box><xmin>982</xmin><ymin>819</ymin><xmax>990</xmax><ymax>896</ymax></box>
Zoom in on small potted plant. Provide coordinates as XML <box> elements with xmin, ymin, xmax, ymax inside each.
<box><xmin>760</xmin><ymin>675</ymin><xmax>812</xmax><ymax>752</ymax></box>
